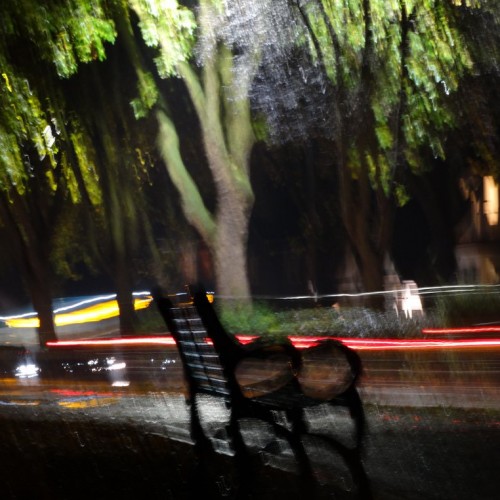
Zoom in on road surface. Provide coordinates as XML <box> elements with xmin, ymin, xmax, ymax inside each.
<box><xmin>0</xmin><ymin>341</ymin><xmax>498</xmax><ymax>499</ymax></box>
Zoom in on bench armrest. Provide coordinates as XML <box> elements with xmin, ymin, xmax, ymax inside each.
<box><xmin>241</xmin><ymin>337</ymin><xmax>302</xmax><ymax>374</ymax></box>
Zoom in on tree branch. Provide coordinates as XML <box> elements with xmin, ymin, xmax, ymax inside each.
<box><xmin>156</xmin><ymin>109</ymin><xmax>216</xmax><ymax>247</ymax></box>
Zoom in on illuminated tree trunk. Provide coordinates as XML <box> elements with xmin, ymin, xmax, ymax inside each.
<box><xmin>156</xmin><ymin>33</ymin><xmax>255</xmax><ymax>303</ymax></box>
<box><xmin>213</xmin><ymin>184</ymin><xmax>253</xmax><ymax>301</ymax></box>
<box><xmin>157</xmin><ymin>106</ymin><xmax>254</xmax><ymax>302</ymax></box>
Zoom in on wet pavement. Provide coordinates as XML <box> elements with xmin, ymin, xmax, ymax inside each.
<box><xmin>0</xmin><ymin>341</ymin><xmax>498</xmax><ymax>499</ymax></box>
<box><xmin>0</xmin><ymin>381</ymin><xmax>498</xmax><ymax>499</ymax></box>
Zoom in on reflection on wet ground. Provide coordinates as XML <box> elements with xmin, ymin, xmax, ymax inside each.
<box><xmin>0</xmin><ymin>392</ymin><xmax>498</xmax><ymax>499</ymax></box>
<box><xmin>0</xmin><ymin>346</ymin><xmax>498</xmax><ymax>499</ymax></box>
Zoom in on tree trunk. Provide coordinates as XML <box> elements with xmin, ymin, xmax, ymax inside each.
<box><xmin>115</xmin><ymin>250</ymin><xmax>137</xmax><ymax>335</ymax></box>
<box><xmin>157</xmin><ymin>40</ymin><xmax>256</xmax><ymax>305</ymax></box>
<box><xmin>213</xmin><ymin>193</ymin><xmax>253</xmax><ymax>302</ymax></box>
<box><xmin>30</xmin><ymin>280</ymin><xmax>57</xmax><ymax>348</ymax></box>
<box><xmin>23</xmin><ymin>236</ymin><xmax>58</xmax><ymax>347</ymax></box>
<box><xmin>339</xmin><ymin>163</ymin><xmax>392</xmax><ymax>309</ymax></box>
<box><xmin>354</xmin><ymin>242</ymin><xmax>386</xmax><ymax>310</ymax></box>
<box><xmin>0</xmin><ymin>193</ymin><xmax>57</xmax><ymax>347</ymax></box>
<box><xmin>24</xmin><ymin>258</ymin><xmax>57</xmax><ymax>348</ymax></box>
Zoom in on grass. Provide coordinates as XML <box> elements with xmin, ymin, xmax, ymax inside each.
<box><xmin>432</xmin><ymin>289</ymin><xmax>500</xmax><ymax>326</ymax></box>
<box><xmin>218</xmin><ymin>289</ymin><xmax>500</xmax><ymax>338</ymax></box>
<box><xmin>135</xmin><ymin>304</ymin><xmax>169</xmax><ymax>334</ymax></box>
<box><xmin>218</xmin><ymin>302</ymin><xmax>428</xmax><ymax>339</ymax></box>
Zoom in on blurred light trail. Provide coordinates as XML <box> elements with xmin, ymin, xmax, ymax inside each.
<box><xmin>46</xmin><ymin>337</ymin><xmax>177</xmax><ymax>348</ymax></box>
<box><xmin>0</xmin><ymin>291</ymin><xmax>216</xmax><ymax>328</ymax></box>
<box><xmin>248</xmin><ymin>283</ymin><xmax>500</xmax><ymax>301</ymax></box>
<box><xmin>46</xmin><ymin>335</ymin><xmax>500</xmax><ymax>351</ymax></box>
<box><xmin>422</xmin><ymin>326</ymin><xmax>500</xmax><ymax>334</ymax></box>
<box><xmin>322</xmin><ymin>338</ymin><xmax>500</xmax><ymax>351</ymax></box>
<box><xmin>2</xmin><ymin>294</ymin><xmax>152</xmax><ymax>328</ymax></box>
<box><xmin>51</xmin><ymin>389</ymin><xmax>114</xmax><ymax>397</ymax></box>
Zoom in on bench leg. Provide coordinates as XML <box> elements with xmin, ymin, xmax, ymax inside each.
<box><xmin>227</xmin><ymin>413</ymin><xmax>255</xmax><ymax>499</ymax></box>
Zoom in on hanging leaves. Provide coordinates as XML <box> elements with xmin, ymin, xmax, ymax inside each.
<box><xmin>300</xmin><ymin>0</ymin><xmax>476</xmax><ymax>189</ymax></box>
<box><xmin>130</xmin><ymin>0</ymin><xmax>196</xmax><ymax>78</ymax></box>
<box><xmin>2</xmin><ymin>0</ymin><xmax>116</xmax><ymax>78</ymax></box>
<box><xmin>0</xmin><ymin>56</ymin><xmax>54</xmax><ymax>193</ymax></box>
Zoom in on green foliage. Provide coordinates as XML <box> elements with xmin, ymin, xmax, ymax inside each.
<box><xmin>135</xmin><ymin>303</ymin><xmax>168</xmax><ymax>333</ymax></box>
<box><xmin>251</xmin><ymin>114</ymin><xmax>270</xmax><ymax>143</ymax></box>
<box><xmin>432</xmin><ymin>290</ymin><xmax>500</xmax><ymax>327</ymax></box>
<box><xmin>2</xmin><ymin>0</ymin><xmax>116</xmax><ymax>78</ymax></box>
<box><xmin>15</xmin><ymin>291</ymin><xmax>500</xmax><ymax>339</ymax></box>
<box><xmin>0</xmin><ymin>0</ymin><xmax>498</xmax><ymax>313</ymax></box>
<box><xmin>311</xmin><ymin>0</ymin><xmax>366</xmax><ymax>82</ymax></box>
<box><xmin>130</xmin><ymin>70</ymin><xmax>159</xmax><ymax>119</ymax></box>
<box><xmin>451</xmin><ymin>0</ymin><xmax>481</xmax><ymax>7</ymax></box>
<box><xmin>209</xmin><ymin>286</ymin><xmax>500</xmax><ymax>340</ymax></box>
<box><xmin>218</xmin><ymin>303</ymin><xmax>426</xmax><ymax>339</ymax></box>
<box><xmin>394</xmin><ymin>184</ymin><xmax>410</xmax><ymax>206</ymax></box>
<box><xmin>304</xmin><ymin>0</ymin><xmax>474</xmax><ymax>190</ymax></box>
<box><xmin>0</xmin><ymin>0</ymin><xmax>153</xmax><ymax>319</ymax></box>
<box><xmin>218</xmin><ymin>302</ymin><xmax>279</xmax><ymax>336</ymax></box>
<box><xmin>69</xmin><ymin>128</ymin><xmax>102</xmax><ymax>205</ymax></box>
<box><xmin>0</xmin><ymin>1</ymin><xmax>112</xmax><ymax>200</ymax></box>
<box><xmin>130</xmin><ymin>0</ymin><xmax>196</xmax><ymax>78</ymax></box>
<box><xmin>0</xmin><ymin>61</ymin><xmax>55</xmax><ymax>194</ymax></box>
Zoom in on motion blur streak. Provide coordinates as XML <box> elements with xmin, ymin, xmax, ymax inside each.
<box><xmin>4</xmin><ymin>297</ymin><xmax>152</xmax><ymax>328</ymax></box>
<box><xmin>337</xmin><ymin>338</ymin><xmax>500</xmax><ymax>350</ymax></box>
<box><xmin>46</xmin><ymin>337</ymin><xmax>176</xmax><ymax>347</ymax></box>
<box><xmin>422</xmin><ymin>326</ymin><xmax>500</xmax><ymax>334</ymax></box>
<box><xmin>50</xmin><ymin>389</ymin><xmax>114</xmax><ymax>397</ymax></box>
<box><xmin>0</xmin><ymin>291</ymin><xmax>217</xmax><ymax>327</ymax></box>
<box><xmin>47</xmin><ymin>335</ymin><xmax>500</xmax><ymax>350</ymax></box>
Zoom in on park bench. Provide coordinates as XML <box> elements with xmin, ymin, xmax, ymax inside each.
<box><xmin>153</xmin><ymin>283</ymin><xmax>369</xmax><ymax>495</ymax></box>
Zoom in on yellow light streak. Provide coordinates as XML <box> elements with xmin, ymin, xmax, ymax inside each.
<box><xmin>5</xmin><ymin>297</ymin><xmax>152</xmax><ymax>328</ymax></box>
<box><xmin>58</xmin><ymin>398</ymin><xmax>119</xmax><ymax>409</ymax></box>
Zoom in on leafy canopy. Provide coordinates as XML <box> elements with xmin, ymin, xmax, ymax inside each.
<box><xmin>0</xmin><ymin>0</ymin><xmax>114</xmax><ymax>199</ymax></box>
<box><xmin>301</xmin><ymin>0</ymin><xmax>474</xmax><ymax>198</ymax></box>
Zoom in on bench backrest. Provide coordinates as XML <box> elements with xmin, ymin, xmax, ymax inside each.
<box><xmin>154</xmin><ymin>292</ymin><xmax>242</xmax><ymax>402</ymax></box>
<box><xmin>171</xmin><ymin>304</ymin><xmax>233</xmax><ymax>398</ymax></box>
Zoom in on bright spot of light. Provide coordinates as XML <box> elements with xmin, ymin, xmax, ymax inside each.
<box><xmin>483</xmin><ymin>175</ymin><xmax>499</xmax><ymax>226</ymax></box>
<box><xmin>15</xmin><ymin>363</ymin><xmax>40</xmax><ymax>378</ymax></box>
<box><xmin>112</xmin><ymin>381</ymin><xmax>130</xmax><ymax>387</ymax></box>
<box><xmin>106</xmin><ymin>361</ymin><xmax>126</xmax><ymax>371</ymax></box>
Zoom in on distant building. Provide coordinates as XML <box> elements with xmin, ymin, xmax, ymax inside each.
<box><xmin>455</xmin><ymin>175</ymin><xmax>500</xmax><ymax>284</ymax></box>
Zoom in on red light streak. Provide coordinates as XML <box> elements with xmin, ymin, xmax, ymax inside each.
<box><xmin>288</xmin><ymin>336</ymin><xmax>500</xmax><ymax>350</ymax></box>
<box><xmin>422</xmin><ymin>326</ymin><xmax>500</xmax><ymax>335</ymax></box>
<box><xmin>46</xmin><ymin>335</ymin><xmax>500</xmax><ymax>350</ymax></box>
<box><xmin>51</xmin><ymin>389</ymin><xmax>114</xmax><ymax>397</ymax></box>
<box><xmin>335</xmin><ymin>338</ymin><xmax>500</xmax><ymax>350</ymax></box>
<box><xmin>235</xmin><ymin>335</ymin><xmax>257</xmax><ymax>345</ymax></box>
<box><xmin>46</xmin><ymin>337</ymin><xmax>177</xmax><ymax>347</ymax></box>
